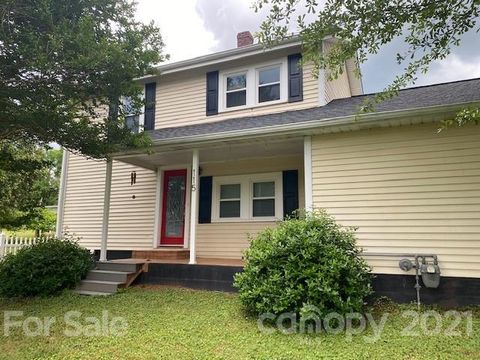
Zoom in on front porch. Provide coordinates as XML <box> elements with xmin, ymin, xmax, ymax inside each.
<box><xmin>78</xmin><ymin>254</ymin><xmax>244</xmax><ymax>295</ymax></box>
<box><xmin>97</xmin><ymin>134</ymin><xmax>311</xmax><ymax>265</ymax></box>
<box><xmin>94</xmin><ymin>249</ymin><xmax>244</xmax><ymax>266</ymax></box>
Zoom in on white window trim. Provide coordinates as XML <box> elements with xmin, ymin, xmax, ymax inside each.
<box><xmin>219</xmin><ymin>184</ymin><xmax>242</xmax><ymax>218</ymax></box>
<box><xmin>224</xmin><ymin>71</ymin><xmax>248</xmax><ymax>110</ymax></box>
<box><xmin>255</xmin><ymin>63</ymin><xmax>285</xmax><ymax>106</ymax></box>
<box><xmin>218</xmin><ymin>58</ymin><xmax>288</xmax><ymax>113</ymax></box>
<box><xmin>211</xmin><ymin>172</ymin><xmax>283</xmax><ymax>222</ymax></box>
<box><xmin>139</xmin><ymin>87</ymin><xmax>145</xmax><ymax>130</ymax></box>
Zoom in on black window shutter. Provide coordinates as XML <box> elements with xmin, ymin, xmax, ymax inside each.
<box><xmin>206</xmin><ymin>71</ymin><xmax>219</xmax><ymax>116</ymax></box>
<box><xmin>144</xmin><ymin>82</ymin><xmax>156</xmax><ymax>131</ymax></box>
<box><xmin>198</xmin><ymin>176</ymin><xmax>213</xmax><ymax>224</ymax></box>
<box><xmin>283</xmin><ymin>170</ymin><xmax>299</xmax><ymax>218</ymax></box>
<box><xmin>288</xmin><ymin>54</ymin><xmax>303</xmax><ymax>103</ymax></box>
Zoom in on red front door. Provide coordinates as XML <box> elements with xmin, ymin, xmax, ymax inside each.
<box><xmin>160</xmin><ymin>169</ymin><xmax>187</xmax><ymax>246</ymax></box>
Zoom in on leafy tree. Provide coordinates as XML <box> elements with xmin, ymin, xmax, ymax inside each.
<box><xmin>0</xmin><ymin>0</ymin><xmax>166</xmax><ymax>159</ymax></box>
<box><xmin>41</xmin><ymin>148</ymin><xmax>63</xmax><ymax>206</ymax></box>
<box><xmin>254</xmin><ymin>0</ymin><xmax>480</xmax><ymax>126</ymax></box>
<box><xmin>0</xmin><ymin>140</ymin><xmax>60</xmax><ymax>232</ymax></box>
<box><xmin>29</xmin><ymin>208</ymin><xmax>57</xmax><ymax>234</ymax></box>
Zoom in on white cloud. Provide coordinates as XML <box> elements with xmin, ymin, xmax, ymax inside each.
<box><xmin>415</xmin><ymin>54</ymin><xmax>480</xmax><ymax>86</ymax></box>
<box><xmin>195</xmin><ymin>0</ymin><xmax>266</xmax><ymax>51</ymax></box>
<box><xmin>135</xmin><ymin>0</ymin><xmax>480</xmax><ymax>92</ymax></box>
<box><xmin>135</xmin><ymin>0</ymin><xmax>217</xmax><ymax>62</ymax></box>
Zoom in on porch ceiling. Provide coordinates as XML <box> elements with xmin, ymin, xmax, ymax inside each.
<box><xmin>114</xmin><ymin>135</ymin><xmax>304</xmax><ymax>170</ymax></box>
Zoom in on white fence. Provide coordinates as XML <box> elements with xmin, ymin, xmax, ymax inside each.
<box><xmin>0</xmin><ymin>233</ymin><xmax>53</xmax><ymax>259</ymax></box>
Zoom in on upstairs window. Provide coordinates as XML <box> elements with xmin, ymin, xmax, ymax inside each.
<box><xmin>226</xmin><ymin>73</ymin><xmax>247</xmax><ymax>108</ymax></box>
<box><xmin>124</xmin><ymin>96</ymin><xmax>140</xmax><ymax>134</ymax></box>
<box><xmin>218</xmin><ymin>59</ymin><xmax>287</xmax><ymax>112</ymax></box>
<box><xmin>122</xmin><ymin>91</ymin><xmax>145</xmax><ymax>134</ymax></box>
<box><xmin>258</xmin><ymin>66</ymin><xmax>281</xmax><ymax>103</ymax></box>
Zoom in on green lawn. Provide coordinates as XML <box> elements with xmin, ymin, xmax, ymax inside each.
<box><xmin>0</xmin><ymin>287</ymin><xmax>478</xmax><ymax>359</ymax></box>
<box><xmin>2</xmin><ymin>229</ymin><xmax>54</xmax><ymax>238</ymax></box>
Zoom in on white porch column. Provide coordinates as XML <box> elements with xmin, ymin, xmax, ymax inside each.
<box><xmin>100</xmin><ymin>159</ymin><xmax>113</xmax><ymax>262</ymax></box>
<box><xmin>304</xmin><ymin>136</ymin><xmax>313</xmax><ymax>211</ymax></box>
<box><xmin>189</xmin><ymin>149</ymin><xmax>199</xmax><ymax>264</ymax></box>
<box><xmin>55</xmin><ymin>149</ymin><xmax>70</xmax><ymax>238</ymax></box>
<box><xmin>152</xmin><ymin>167</ymin><xmax>162</xmax><ymax>248</ymax></box>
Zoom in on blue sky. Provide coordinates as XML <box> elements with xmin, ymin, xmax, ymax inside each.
<box><xmin>136</xmin><ymin>0</ymin><xmax>480</xmax><ymax>93</ymax></box>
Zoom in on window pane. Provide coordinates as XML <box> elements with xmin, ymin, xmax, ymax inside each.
<box><xmin>220</xmin><ymin>184</ymin><xmax>241</xmax><ymax>199</ymax></box>
<box><xmin>227</xmin><ymin>74</ymin><xmax>246</xmax><ymax>91</ymax></box>
<box><xmin>226</xmin><ymin>90</ymin><xmax>246</xmax><ymax>107</ymax></box>
<box><xmin>253</xmin><ymin>199</ymin><xmax>275</xmax><ymax>217</ymax></box>
<box><xmin>124</xmin><ymin>96</ymin><xmax>135</xmax><ymax>114</ymax></box>
<box><xmin>165</xmin><ymin>175</ymin><xmax>186</xmax><ymax>237</ymax></box>
<box><xmin>259</xmin><ymin>84</ymin><xmax>280</xmax><ymax>103</ymax></box>
<box><xmin>259</xmin><ymin>67</ymin><xmax>280</xmax><ymax>85</ymax></box>
<box><xmin>220</xmin><ymin>201</ymin><xmax>241</xmax><ymax>218</ymax></box>
<box><xmin>125</xmin><ymin>115</ymin><xmax>139</xmax><ymax>134</ymax></box>
<box><xmin>253</xmin><ymin>182</ymin><xmax>275</xmax><ymax>198</ymax></box>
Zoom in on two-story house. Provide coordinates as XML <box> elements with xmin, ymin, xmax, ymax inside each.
<box><xmin>57</xmin><ymin>32</ymin><xmax>480</xmax><ymax>304</ymax></box>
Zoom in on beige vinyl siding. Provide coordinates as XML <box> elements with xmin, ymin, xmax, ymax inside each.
<box><xmin>197</xmin><ymin>222</ymin><xmax>275</xmax><ymax>259</ymax></box>
<box><xmin>322</xmin><ymin>40</ymin><xmax>352</xmax><ymax>102</ymax></box>
<box><xmin>325</xmin><ymin>65</ymin><xmax>351</xmax><ymax>103</ymax></box>
<box><xmin>155</xmin><ymin>60</ymin><xmax>318</xmax><ymax>129</ymax></box>
<box><xmin>311</xmin><ymin>123</ymin><xmax>480</xmax><ymax>278</ymax></box>
<box><xmin>63</xmin><ymin>154</ymin><xmax>105</xmax><ymax>247</ymax></box>
<box><xmin>196</xmin><ymin>155</ymin><xmax>304</xmax><ymax>259</ymax></box>
<box><xmin>345</xmin><ymin>58</ymin><xmax>363</xmax><ymax>96</ymax></box>
<box><xmin>63</xmin><ymin>154</ymin><xmax>156</xmax><ymax>250</ymax></box>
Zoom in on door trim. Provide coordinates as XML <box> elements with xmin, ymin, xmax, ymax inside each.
<box><xmin>160</xmin><ymin>169</ymin><xmax>188</xmax><ymax>246</ymax></box>
<box><xmin>155</xmin><ymin>165</ymin><xmax>191</xmax><ymax>249</ymax></box>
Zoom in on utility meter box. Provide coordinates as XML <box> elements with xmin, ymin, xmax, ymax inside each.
<box><xmin>420</xmin><ymin>260</ymin><xmax>441</xmax><ymax>288</ymax></box>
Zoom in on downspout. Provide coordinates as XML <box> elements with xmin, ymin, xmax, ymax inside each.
<box><xmin>55</xmin><ymin>149</ymin><xmax>70</xmax><ymax>238</ymax></box>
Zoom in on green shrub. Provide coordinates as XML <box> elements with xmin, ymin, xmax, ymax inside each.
<box><xmin>0</xmin><ymin>236</ymin><xmax>94</xmax><ymax>297</ymax></box>
<box><xmin>234</xmin><ymin>210</ymin><xmax>372</xmax><ymax>317</ymax></box>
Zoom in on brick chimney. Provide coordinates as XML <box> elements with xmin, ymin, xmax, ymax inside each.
<box><xmin>237</xmin><ymin>31</ymin><xmax>254</xmax><ymax>47</ymax></box>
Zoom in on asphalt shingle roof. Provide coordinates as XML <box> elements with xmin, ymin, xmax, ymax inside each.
<box><xmin>149</xmin><ymin>78</ymin><xmax>480</xmax><ymax>141</ymax></box>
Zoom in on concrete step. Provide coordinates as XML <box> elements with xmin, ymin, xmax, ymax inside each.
<box><xmin>76</xmin><ymin>280</ymin><xmax>124</xmax><ymax>294</ymax></box>
<box><xmin>86</xmin><ymin>270</ymin><xmax>133</xmax><ymax>283</ymax></box>
<box><xmin>73</xmin><ymin>290</ymin><xmax>112</xmax><ymax>296</ymax></box>
<box><xmin>96</xmin><ymin>261</ymin><xmax>143</xmax><ymax>273</ymax></box>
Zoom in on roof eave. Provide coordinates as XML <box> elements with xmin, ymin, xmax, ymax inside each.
<box><xmin>136</xmin><ymin>35</ymin><xmax>324</xmax><ymax>81</ymax></box>
<box><xmin>149</xmin><ymin>101</ymin><xmax>477</xmax><ymax>145</ymax></box>
<box><xmin>111</xmin><ymin>101</ymin><xmax>479</xmax><ymax>159</ymax></box>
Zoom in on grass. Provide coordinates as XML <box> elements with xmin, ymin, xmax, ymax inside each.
<box><xmin>2</xmin><ymin>229</ymin><xmax>36</xmax><ymax>238</ymax></box>
<box><xmin>0</xmin><ymin>286</ymin><xmax>478</xmax><ymax>360</ymax></box>
<box><xmin>1</xmin><ymin>229</ymin><xmax>54</xmax><ymax>238</ymax></box>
